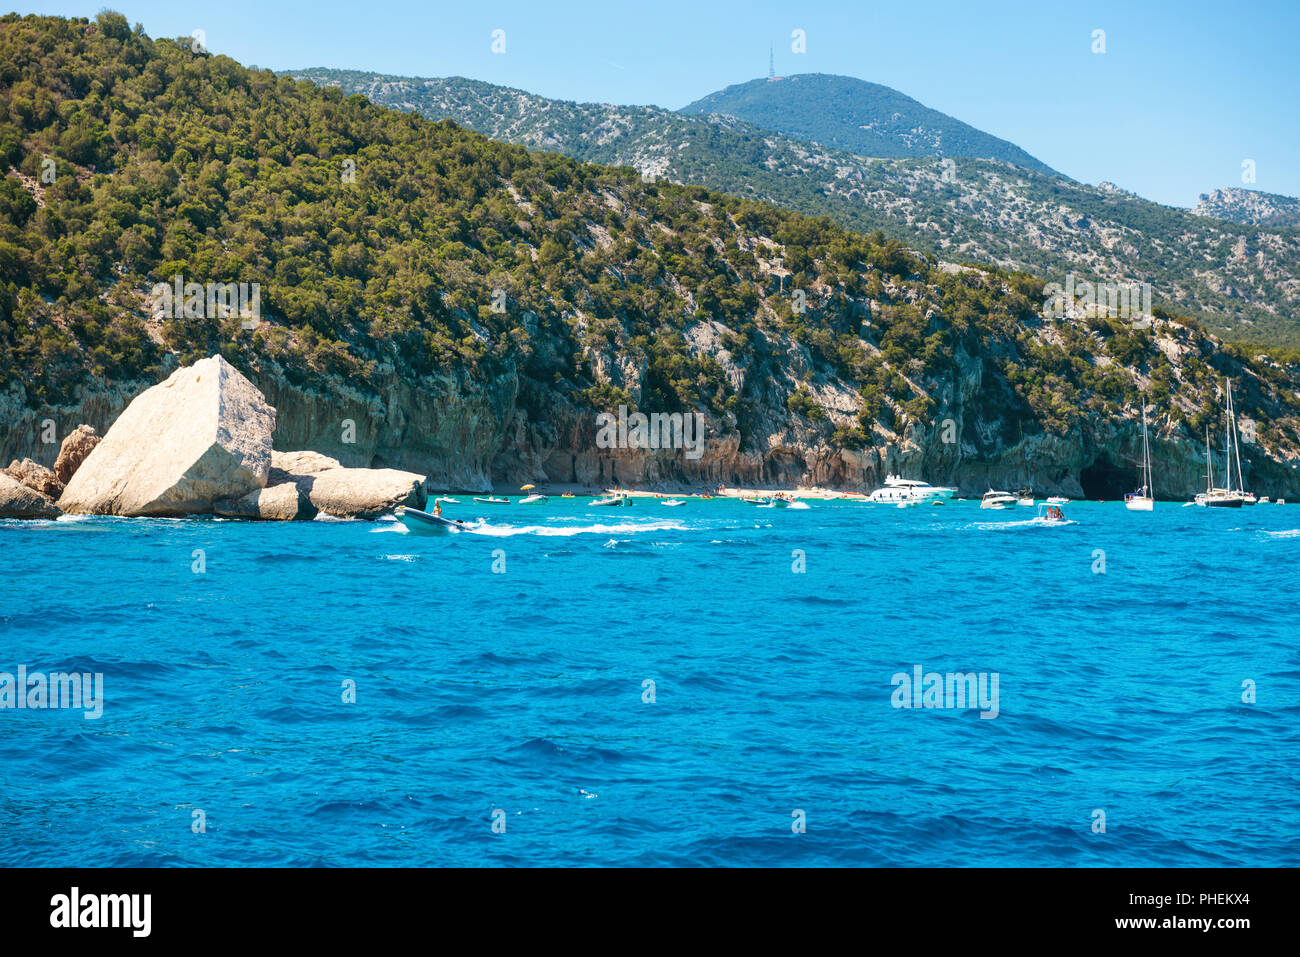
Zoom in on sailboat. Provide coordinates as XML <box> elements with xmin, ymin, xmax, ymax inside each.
<box><xmin>1124</xmin><ymin>403</ymin><xmax>1155</xmax><ymax>511</ymax></box>
<box><xmin>1194</xmin><ymin>379</ymin><xmax>1247</xmax><ymax>508</ymax></box>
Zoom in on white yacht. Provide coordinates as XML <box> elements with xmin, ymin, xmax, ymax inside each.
<box><xmin>867</xmin><ymin>475</ymin><xmax>957</xmax><ymax>504</ymax></box>
<box><xmin>981</xmin><ymin>490</ymin><xmax>1017</xmax><ymax>510</ymax></box>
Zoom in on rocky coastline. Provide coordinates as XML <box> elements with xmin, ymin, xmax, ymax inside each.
<box><xmin>2</xmin><ymin>356</ymin><xmax>426</xmax><ymax>520</ymax></box>
<box><xmin>4</xmin><ymin>351</ymin><xmax>1299</xmax><ymax>520</ymax></box>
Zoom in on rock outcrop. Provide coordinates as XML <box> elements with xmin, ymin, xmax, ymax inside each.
<box><xmin>0</xmin><ymin>472</ymin><xmax>61</xmax><ymax>519</ymax></box>
<box><xmin>213</xmin><ymin>451</ymin><xmax>425</xmax><ymax>519</ymax></box>
<box><xmin>268</xmin><ymin>450</ymin><xmax>342</xmax><ymax>483</ymax></box>
<box><xmin>215</xmin><ymin>482</ymin><xmax>315</xmax><ymax>521</ymax></box>
<box><xmin>259</xmin><ymin>450</ymin><xmax>425</xmax><ymax>518</ymax></box>
<box><xmin>302</xmin><ymin>467</ymin><xmax>426</xmax><ymax>518</ymax></box>
<box><xmin>4</xmin><ymin>457</ymin><xmax>64</xmax><ymax>499</ymax></box>
<box><xmin>53</xmin><ymin>425</ymin><xmax>100</xmax><ymax>484</ymax></box>
<box><xmin>58</xmin><ymin>356</ymin><xmax>275</xmax><ymax>516</ymax></box>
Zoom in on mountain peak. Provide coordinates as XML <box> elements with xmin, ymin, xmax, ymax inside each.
<box><xmin>680</xmin><ymin>73</ymin><xmax>1056</xmax><ymax>175</ymax></box>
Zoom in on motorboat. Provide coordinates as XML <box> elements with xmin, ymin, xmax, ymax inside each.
<box><xmin>395</xmin><ymin>505</ymin><xmax>470</xmax><ymax>535</ymax></box>
<box><xmin>473</xmin><ymin>496</ymin><xmax>510</xmax><ymax>504</ymax></box>
<box><xmin>519</xmin><ymin>494</ymin><xmax>548</xmax><ymax>504</ymax></box>
<box><xmin>981</xmin><ymin>490</ymin><xmax>1016</xmax><ymax>509</ymax></box>
<box><xmin>435</xmin><ymin>496</ymin><xmax>461</xmax><ymax>505</ymax></box>
<box><xmin>867</xmin><ymin>475</ymin><xmax>957</xmax><ymax>504</ymax></box>
<box><xmin>1036</xmin><ymin>503</ymin><xmax>1068</xmax><ymax>524</ymax></box>
<box><xmin>660</xmin><ymin>498</ymin><xmax>685</xmax><ymax>507</ymax></box>
<box><xmin>591</xmin><ymin>492</ymin><xmax>632</xmax><ymax>507</ymax></box>
<box><xmin>1046</xmin><ymin>496</ymin><xmax>1069</xmax><ymax>505</ymax></box>
<box><xmin>1016</xmin><ymin>489</ymin><xmax>1035</xmax><ymax>507</ymax></box>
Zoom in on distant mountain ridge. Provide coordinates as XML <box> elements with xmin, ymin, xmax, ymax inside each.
<box><xmin>1194</xmin><ymin>187</ymin><xmax>1300</xmax><ymax>228</ymax></box>
<box><xmin>289</xmin><ymin>68</ymin><xmax>1300</xmax><ymax>348</ymax></box>
<box><xmin>680</xmin><ymin>74</ymin><xmax>1058</xmax><ymax>176</ymax></box>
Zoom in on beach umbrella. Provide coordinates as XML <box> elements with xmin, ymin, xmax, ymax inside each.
<box><xmin>521</xmin><ymin>484</ymin><xmax>535</xmax><ymax>491</ymax></box>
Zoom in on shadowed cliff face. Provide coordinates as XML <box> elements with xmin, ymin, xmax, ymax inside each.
<box><xmin>6</xmin><ymin>358</ymin><xmax>1299</xmax><ymax>499</ymax></box>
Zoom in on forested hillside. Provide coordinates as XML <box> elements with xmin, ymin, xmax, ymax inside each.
<box><xmin>293</xmin><ymin>68</ymin><xmax>1300</xmax><ymax>350</ymax></box>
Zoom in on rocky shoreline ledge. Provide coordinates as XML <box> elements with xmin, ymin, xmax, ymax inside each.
<box><xmin>1</xmin><ymin>356</ymin><xmax>426</xmax><ymax>520</ymax></box>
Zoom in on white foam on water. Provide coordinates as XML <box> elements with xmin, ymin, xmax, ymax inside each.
<box><xmin>465</xmin><ymin>520</ymin><xmax>687</xmax><ymax>538</ymax></box>
<box><xmin>972</xmin><ymin>518</ymin><xmax>1078</xmax><ymax>530</ymax></box>
<box><xmin>1262</xmin><ymin>528</ymin><xmax>1300</xmax><ymax>538</ymax></box>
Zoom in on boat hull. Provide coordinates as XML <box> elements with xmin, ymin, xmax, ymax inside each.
<box><xmin>396</xmin><ymin>507</ymin><xmax>468</xmax><ymax>534</ymax></box>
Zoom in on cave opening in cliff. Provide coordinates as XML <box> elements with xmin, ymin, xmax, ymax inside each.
<box><xmin>1080</xmin><ymin>457</ymin><xmax>1136</xmax><ymax>500</ymax></box>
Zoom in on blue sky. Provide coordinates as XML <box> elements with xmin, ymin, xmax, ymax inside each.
<box><xmin>13</xmin><ymin>0</ymin><xmax>1299</xmax><ymax>207</ymax></box>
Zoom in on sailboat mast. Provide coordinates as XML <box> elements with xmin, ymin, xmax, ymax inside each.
<box><xmin>1142</xmin><ymin>404</ymin><xmax>1152</xmax><ymax>495</ymax></box>
<box><xmin>1205</xmin><ymin>426</ymin><xmax>1213</xmax><ymax>492</ymax></box>
<box><xmin>1223</xmin><ymin>382</ymin><xmax>1234</xmax><ymax>493</ymax></box>
<box><xmin>1229</xmin><ymin>380</ymin><xmax>1245</xmax><ymax>494</ymax></box>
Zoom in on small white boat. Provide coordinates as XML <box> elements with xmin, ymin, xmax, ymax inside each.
<box><xmin>435</xmin><ymin>496</ymin><xmax>461</xmax><ymax>505</ymax></box>
<box><xmin>395</xmin><ymin>505</ymin><xmax>470</xmax><ymax>535</ymax></box>
<box><xmin>473</xmin><ymin>496</ymin><xmax>510</xmax><ymax>504</ymax></box>
<box><xmin>1046</xmin><ymin>496</ymin><xmax>1069</xmax><ymax>505</ymax></box>
<box><xmin>1259</xmin><ymin>496</ymin><xmax>1270</xmax><ymax>504</ymax></box>
<box><xmin>519</xmin><ymin>493</ymin><xmax>548</xmax><ymax>504</ymax></box>
<box><xmin>981</xmin><ymin>490</ymin><xmax>1016</xmax><ymax>510</ymax></box>
<box><xmin>1035</xmin><ymin>503</ymin><xmax>1069</xmax><ymax>524</ymax></box>
<box><xmin>660</xmin><ymin>498</ymin><xmax>685</xmax><ymax>507</ymax></box>
<box><xmin>1016</xmin><ymin>490</ymin><xmax>1035</xmax><ymax>507</ymax></box>
<box><xmin>591</xmin><ymin>493</ymin><xmax>632</xmax><ymax>507</ymax></box>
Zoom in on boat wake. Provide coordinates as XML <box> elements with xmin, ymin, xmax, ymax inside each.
<box><xmin>456</xmin><ymin>519</ymin><xmax>687</xmax><ymax>538</ymax></box>
<box><xmin>973</xmin><ymin>518</ymin><xmax>1079</xmax><ymax>530</ymax></box>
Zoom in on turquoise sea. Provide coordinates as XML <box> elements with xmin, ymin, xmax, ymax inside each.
<box><xmin>1</xmin><ymin>497</ymin><xmax>1297</xmax><ymax>866</ymax></box>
